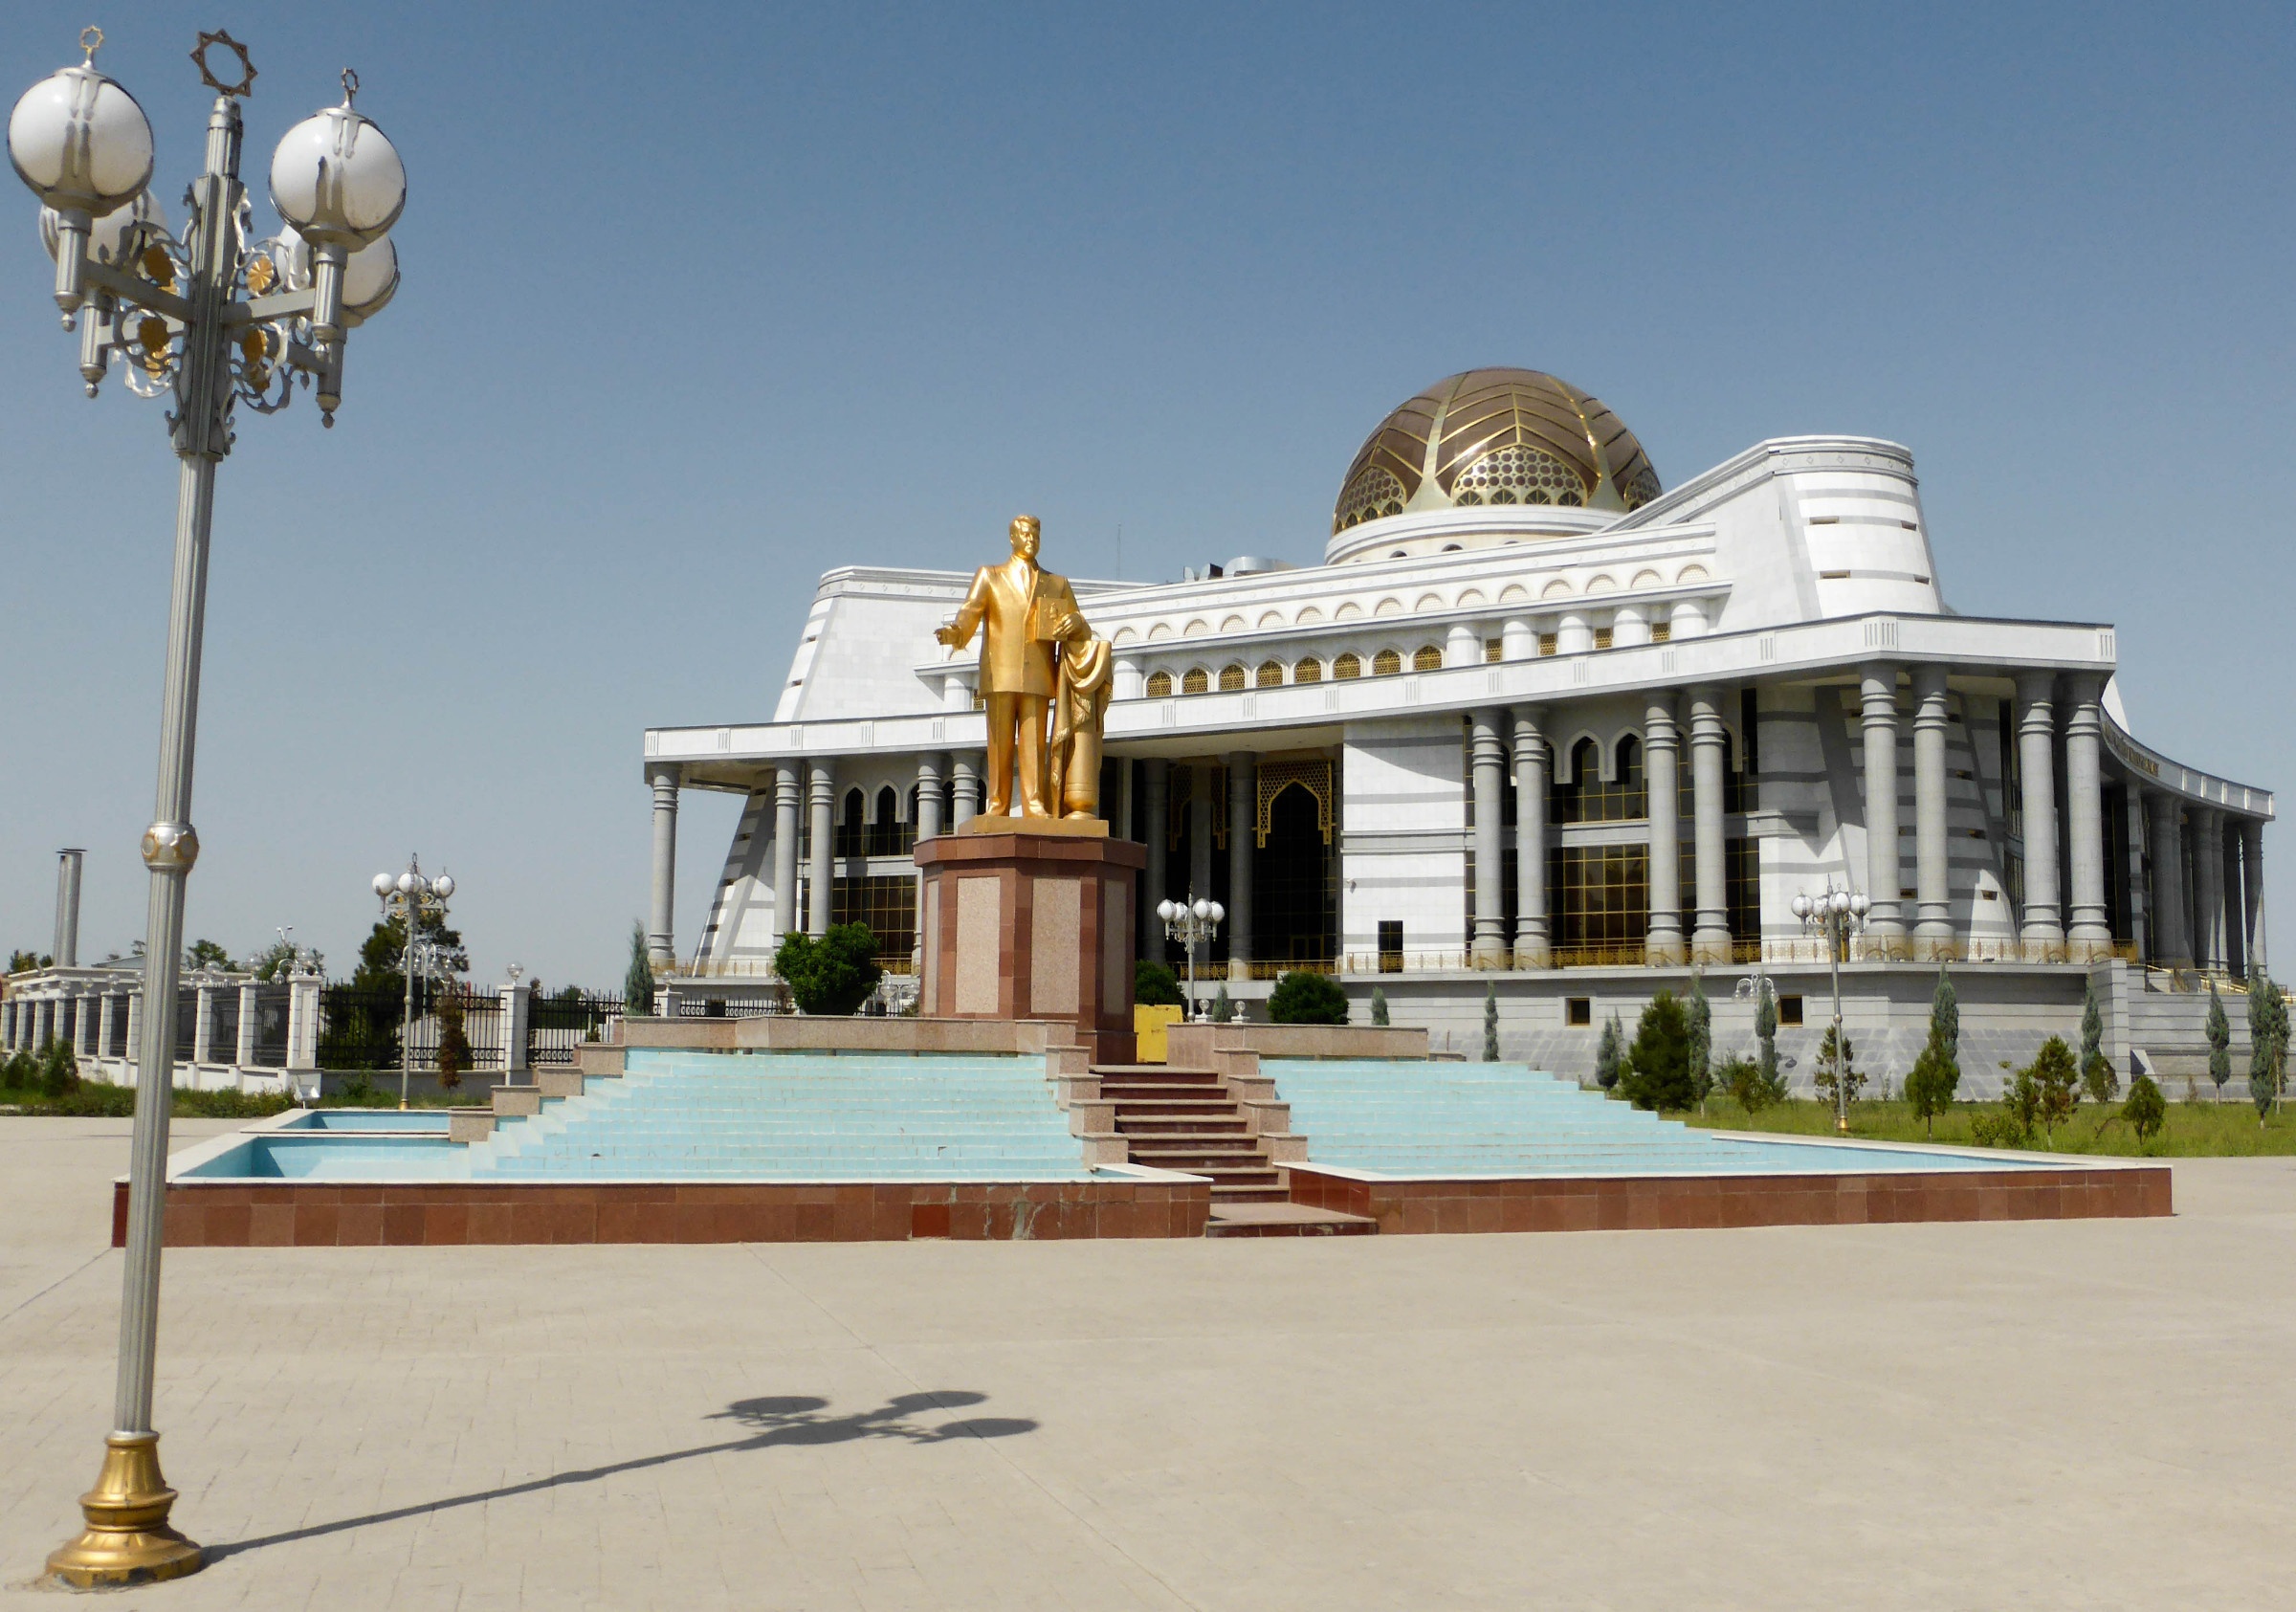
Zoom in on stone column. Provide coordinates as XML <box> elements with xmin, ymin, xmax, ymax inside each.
<box><xmin>1117</xmin><ymin>758</ymin><xmax>1137</xmax><ymax>841</ymax></box>
<box><xmin>1512</xmin><ymin>707</ymin><xmax>1551</xmax><ymax>968</ymax></box>
<box><xmin>2014</xmin><ymin>672</ymin><xmax>2063</xmax><ymax>960</ymax></box>
<box><xmin>2125</xmin><ymin>780</ymin><xmax>2151</xmax><ymax>963</ymax></box>
<box><xmin>1858</xmin><ymin>663</ymin><xmax>1905</xmax><ymax>948</ymax></box>
<box><xmin>2148</xmin><ymin>793</ymin><xmax>2191</xmax><ymax>966</ymax></box>
<box><xmin>647</xmin><ymin>762</ymin><xmax>682</xmax><ymax>968</ymax></box>
<box><xmin>951</xmin><ymin>754</ymin><xmax>981</xmax><ymax>828</ymax></box>
<box><xmin>2222</xmin><ymin>825</ymin><xmax>2247</xmax><ymax>978</ymax></box>
<box><xmin>2192</xmin><ymin>808</ymin><xmax>2223</xmax><ymax>969</ymax></box>
<box><xmin>1141</xmin><ymin>759</ymin><xmax>1170</xmax><ymax>959</ymax></box>
<box><xmin>236</xmin><ymin>983</ymin><xmax>258</xmax><ymax>1068</ymax></box>
<box><xmin>1912</xmin><ymin>666</ymin><xmax>1954</xmax><ymax>955</ymax></box>
<box><xmin>77</xmin><ymin>991</ymin><xmax>98</xmax><ymax>1058</ymax></box>
<box><xmin>914</xmin><ymin>752</ymin><xmax>947</xmax><ymax>972</ymax></box>
<box><xmin>2064</xmin><ymin>674</ymin><xmax>2112</xmax><ymax>960</ymax></box>
<box><xmin>1645</xmin><ymin>697</ymin><xmax>1685</xmax><ymax>964</ymax></box>
<box><xmin>1470</xmin><ymin>710</ymin><xmax>1509</xmax><ymax>968</ymax></box>
<box><xmin>806</xmin><ymin>761</ymin><xmax>836</xmax><ymax>937</ymax></box>
<box><xmin>285</xmin><ymin>975</ymin><xmax>318</xmax><ymax>1073</ymax></box>
<box><xmin>502</xmin><ymin>977</ymin><xmax>532</xmax><ymax>1080</ymax></box>
<box><xmin>771</xmin><ymin>763</ymin><xmax>802</xmax><ymax>949</ymax></box>
<box><xmin>1687</xmin><ymin>687</ymin><xmax>1732</xmax><ymax>963</ymax></box>
<box><xmin>54</xmin><ymin>849</ymin><xmax>82</xmax><ymax>967</ymax></box>
<box><xmin>1226</xmin><ymin>752</ymin><xmax>1256</xmax><ymax>981</ymax></box>
<box><xmin>1188</xmin><ymin>762</ymin><xmax>1214</xmax><ymax>902</ymax></box>
<box><xmin>2241</xmin><ymin>819</ymin><xmax>2267</xmax><ymax>973</ymax></box>
<box><xmin>98</xmin><ymin>992</ymin><xmax>115</xmax><ymax>1063</ymax></box>
<box><xmin>122</xmin><ymin>990</ymin><xmax>142</xmax><ymax>1071</ymax></box>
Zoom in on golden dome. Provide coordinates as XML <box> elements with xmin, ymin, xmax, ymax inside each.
<box><xmin>1334</xmin><ymin>368</ymin><xmax>1661</xmax><ymax>534</ymax></box>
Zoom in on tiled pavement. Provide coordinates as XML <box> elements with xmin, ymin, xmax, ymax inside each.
<box><xmin>2</xmin><ymin>1116</ymin><xmax>2290</xmax><ymax>1610</ymax></box>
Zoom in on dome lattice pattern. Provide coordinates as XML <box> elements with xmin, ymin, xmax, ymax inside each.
<box><xmin>1333</xmin><ymin>368</ymin><xmax>1660</xmax><ymax>533</ymax></box>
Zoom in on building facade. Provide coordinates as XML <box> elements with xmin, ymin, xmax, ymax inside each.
<box><xmin>640</xmin><ymin>369</ymin><xmax>2271</xmax><ymax>1049</ymax></box>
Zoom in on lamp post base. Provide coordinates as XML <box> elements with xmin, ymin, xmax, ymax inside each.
<box><xmin>46</xmin><ymin>1434</ymin><xmax>203</xmax><ymax>1588</ymax></box>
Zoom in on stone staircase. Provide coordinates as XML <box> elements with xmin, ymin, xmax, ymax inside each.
<box><xmin>1056</xmin><ymin>1053</ymin><xmax>1376</xmax><ymax>1237</ymax></box>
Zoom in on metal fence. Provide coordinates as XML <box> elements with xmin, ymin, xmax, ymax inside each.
<box><xmin>317</xmin><ymin>983</ymin><xmax>507</xmax><ymax>1074</ymax></box>
<box><xmin>527</xmin><ymin>989</ymin><xmax>622</xmax><ymax>1065</ymax></box>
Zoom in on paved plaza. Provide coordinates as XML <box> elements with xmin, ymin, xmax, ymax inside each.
<box><xmin>1</xmin><ymin>1117</ymin><xmax>2289</xmax><ymax>1610</ymax></box>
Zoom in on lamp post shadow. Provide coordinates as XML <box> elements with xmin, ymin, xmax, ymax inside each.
<box><xmin>202</xmin><ymin>1390</ymin><xmax>1036</xmax><ymax>1563</ymax></box>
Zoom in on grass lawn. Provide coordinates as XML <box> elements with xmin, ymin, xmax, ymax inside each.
<box><xmin>1681</xmin><ymin>1094</ymin><xmax>2296</xmax><ymax>1157</ymax></box>
<box><xmin>0</xmin><ymin>1078</ymin><xmax>475</xmax><ymax>1117</ymax></box>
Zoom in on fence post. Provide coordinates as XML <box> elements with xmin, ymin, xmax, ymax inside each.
<box><xmin>235</xmin><ymin>982</ymin><xmax>258</xmax><ymax>1073</ymax></box>
<box><xmin>502</xmin><ymin>978</ymin><xmax>532</xmax><ymax>1085</ymax></box>
<box><xmin>287</xmin><ymin>974</ymin><xmax>321</xmax><ymax>1081</ymax></box>
<box><xmin>192</xmin><ymin>982</ymin><xmax>214</xmax><ymax>1071</ymax></box>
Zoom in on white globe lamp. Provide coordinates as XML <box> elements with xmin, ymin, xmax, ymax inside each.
<box><xmin>269</xmin><ymin>94</ymin><xmax>404</xmax><ymax>339</ymax></box>
<box><xmin>8</xmin><ymin>51</ymin><xmax>154</xmax><ymax>317</ymax></box>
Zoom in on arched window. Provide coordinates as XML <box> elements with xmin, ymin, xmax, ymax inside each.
<box><xmin>1146</xmin><ymin>671</ymin><xmax>1172</xmax><ymax>697</ymax></box>
<box><xmin>1255</xmin><ymin>660</ymin><xmax>1284</xmax><ymax>688</ymax></box>
<box><xmin>868</xmin><ymin>785</ymin><xmax>904</xmax><ymax>856</ymax></box>
<box><xmin>1551</xmin><ymin>737</ymin><xmax>1647</xmax><ymax>823</ymax></box>
<box><xmin>1182</xmin><ymin>668</ymin><xmax>1209</xmax><ymax>696</ymax></box>
<box><xmin>836</xmin><ymin>787</ymin><xmax>867</xmax><ymax>857</ymax></box>
<box><xmin>1412</xmin><ymin>645</ymin><xmax>1442</xmax><ymax>672</ymax></box>
<box><xmin>1333</xmin><ymin>653</ymin><xmax>1361</xmax><ymax>680</ymax></box>
<box><xmin>1219</xmin><ymin>663</ymin><xmax>1247</xmax><ymax>692</ymax></box>
<box><xmin>1441</xmin><ymin>542</ymin><xmax>1464</xmax><ymax>552</ymax></box>
<box><xmin>1293</xmin><ymin>656</ymin><xmax>1323</xmax><ymax>684</ymax></box>
<box><xmin>1372</xmin><ymin>649</ymin><xmax>1402</xmax><ymax>676</ymax></box>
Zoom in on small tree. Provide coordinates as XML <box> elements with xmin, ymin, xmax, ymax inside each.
<box><xmin>1370</xmin><ymin>987</ymin><xmax>1389</xmax><ymax>1027</ymax></box>
<box><xmin>2024</xmin><ymin>1036</ymin><xmax>2080</xmax><ymax>1146</ymax></box>
<box><xmin>1620</xmin><ymin>991</ymin><xmax>1695</xmax><ymax>1112</ymax></box>
<box><xmin>1686</xmin><ymin>973</ymin><xmax>1712</xmax><ymax>1110</ymax></box>
<box><xmin>1134</xmin><ymin>961</ymin><xmax>1184</xmax><ymax>1007</ymax></box>
<box><xmin>1811</xmin><ymin>1025</ymin><xmax>1864</xmax><ymax>1113</ymax></box>
<box><xmin>625</xmin><ymin>920</ymin><xmax>655</xmax><ymax>1017</ymax></box>
<box><xmin>1594</xmin><ymin>1012</ymin><xmax>1623</xmax><ymax>1092</ymax></box>
<box><xmin>8</xmin><ymin>950</ymin><xmax>54</xmax><ymax>974</ymax></box>
<box><xmin>1932</xmin><ymin>963</ymin><xmax>1959</xmax><ymax>1063</ymax></box>
<box><xmin>435</xmin><ymin>993</ymin><xmax>472</xmax><ymax>1093</ymax></box>
<box><xmin>2122</xmin><ymin>1072</ymin><xmax>2167</xmax><ymax>1144</ymax></box>
<box><xmin>1268</xmin><ymin>971</ymin><xmax>1347</xmax><ymax>1025</ymax></box>
<box><xmin>1903</xmin><ymin>966</ymin><xmax>1962</xmax><ymax>1139</ymax></box>
<box><xmin>1482</xmin><ymin>983</ymin><xmax>1499</xmax><ymax>1062</ymax></box>
<box><xmin>1754</xmin><ymin>976</ymin><xmax>1779</xmax><ymax>1094</ymax></box>
<box><xmin>1209</xmin><ymin>983</ymin><xmax>1236</xmax><ymax>1024</ymax></box>
<box><xmin>38</xmin><ymin>1034</ymin><xmax>79</xmax><ymax>1099</ymax></box>
<box><xmin>2205</xmin><ymin>980</ymin><xmax>2231</xmax><ymax>1101</ymax></box>
<box><xmin>2079</xmin><ymin>976</ymin><xmax>2116</xmax><ymax>1103</ymax></box>
<box><xmin>2245</xmin><ymin>969</ymin><xmax>2286</xmax><ymax>1122</ymax></box>
<box><xmin>774</xmin><ymin>924</ymin><xmax>882</xmax><ymax>1017</ymax></box>
<box><xmin>1720</xmin><ymin>1054</ymin><xmax>1783</xmax><ymax>1117</ymax></box>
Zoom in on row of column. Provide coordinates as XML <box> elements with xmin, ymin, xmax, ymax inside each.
<box><xmin>2138</xmin><ymin>789</ymin><xmax>2267</xmax><ymax>973</ymax></box>
<box><xmin>3</xmin><ymin>990</ymin><xmax>136</xmax><ymax>1058</ymax></box>
<box><xmin>1466</xmin><ymin>690</ymin><xmax>1735</xmax><ymax>969</ymax></box>
<box><xmin>2</xmin><ymin>976</ymin><xmax>324</xmax><ymax>1071</ymax></box>
<box><xmin>1131</xmin><ymin>757</ymin><xmax>1260</xmax><ymax>980</ymax></box>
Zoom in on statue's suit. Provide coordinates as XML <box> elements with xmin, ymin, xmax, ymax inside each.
<box><xmin>945</xmin><ymin>558</ymin><xmax>1085</xmax><ymax>815</ymax></box>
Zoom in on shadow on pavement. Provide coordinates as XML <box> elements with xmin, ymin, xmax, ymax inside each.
<box><xmin>204</xmin><ymin>1389</ymin><xmax>1035</xmax><ymax>1561</ymax></box>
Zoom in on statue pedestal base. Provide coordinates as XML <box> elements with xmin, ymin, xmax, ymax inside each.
<box><xmin>916</xmin><ymin>829</ymin><xmax>1144</xmax><ymax>1065</ymax></box>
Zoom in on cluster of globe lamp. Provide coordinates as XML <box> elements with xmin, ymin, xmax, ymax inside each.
<box><xmin>1156</xmin><ymin>897</ymin><xmax>1226</xmax><ymax>1018</ymax></box>
<box><xmin>9</xmin><ymin>29</ymin><xmax>408</xmax><ymax>1588</ymax></box>
<box><xmin>1789</xmin><ymin>886</ymin><xmax>1871</xmax><ymax>1136</ymax></box>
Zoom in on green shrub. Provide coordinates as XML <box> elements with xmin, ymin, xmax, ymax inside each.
<box><xmin>2029</xmin><ymin>1035</ymin><xmax>2080</xmax><ymax>1144</ymax></box>
<box><xmin>1811</xmin><ymin>1026</ymin><xmax>1863</xmax><ymax>1113</ymax></box>
<box><xmin>1268</xmin><ymin>971</ymin><xmax>1348</xmax><ymax>1026</ymax></box>
<box><xmin>1134</xmin><ymin>961</ymin><xmax>1184</xmax><ymax>1007</ymax></box>
<box><xmin>1903</xmin><ymin>1042</ymin><xmax>1959</xmax><ymax>1139</ymax></box>
<box><xmin>1620</xmin><ymin>992</ymin><xmax>1694</xmax><ymax>1112</ymax></box>
<box><xmin>38</xmin><ymin>1037</ymin><xmax>80</xmax><ymax>1099</ymax></box>
<box><xmin>1370</xmin><ymin>987</ymin><xmax>1388</xmax><ymax>1027</ymax></box>
<box><xmin>774</xmin><ymin>923</ymin><xmax>882</xmax><ymax>1017</ymax></box>
<box><xmin>2122</xmin><ymin>1073</ymin><xmax>2167</xmax><ymax>1143</ymax></box>
<box><xmin>626</xmin><ymin>919</ymin><xmax>655</xmax><ymax>1017</ymax></box>
<box><xmin>1482</xmin><ymin>983</ymin><xmax>1499</xmax><ymax>1062</ymax></box>
<box><xmin>2079</xmin><ymin>977</ymin><xmax>2117</xmax><ymax>1102</ymax></box>
<box><xmin>1594</xmin><ymin>1013</ymin><xmax>1623</xmax><ymax>1093</ymax></box>
<box><xmin>1720</xmin><ymin>1054</ymin><xmax>1786</xmax><ymax>1116</ymax></box>
<box><xmin>1209</xmin><ymin>983</ymin><xmax>1235</xmax><ymax>1024</ymax></box>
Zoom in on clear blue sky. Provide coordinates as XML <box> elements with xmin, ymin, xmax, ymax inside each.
<box><xmin>4</xmin><ymin>1</ymin><xmax>2290</xmax><ymax>987</ymax></box>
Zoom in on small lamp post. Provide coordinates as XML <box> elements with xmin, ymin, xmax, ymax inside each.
<box><xmin>371</xmin><ymin>858</ymin><xmax>454</xmax><ymax>1110</ymax></box>
<box><xmin>13</xmin><ymin>28</ymin><xmax>406</xmax><ymax>1587</ymax></box>
<box><xmin>1790</xmin><ymin>883</ymin><xmax>1870</xmax><ymax>1135</ymax></box>
<box><xmin>1155</xmin><ymin>895</ymin><xmax>1224</xmax><ymax>1021</ymax></box>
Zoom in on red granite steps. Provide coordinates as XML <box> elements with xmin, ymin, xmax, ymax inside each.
<box><xmin>1093</xmin><ymin>1064</ymin><xmax>1279</xmax><ymax>1203</ymax></box>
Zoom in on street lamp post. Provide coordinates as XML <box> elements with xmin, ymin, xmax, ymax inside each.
<box><xmin>371</xmin><ymin>858</ymin><xmax>455</xmax><ymax>1109</ymax></box>
<box><xmin>1791</xmin><ymin>883</ymin><xmax>1870</xmax><ymax>1136</ymax></box>
<box><xmin>1155</xmin><ymin>895</ymin><xmax>1225</xmax><ymax>1021</ymax></box>
<box><xmin>12</xmin><ymin>28</ymin><xmax>406</xmax><ymax>1587</ymax></box>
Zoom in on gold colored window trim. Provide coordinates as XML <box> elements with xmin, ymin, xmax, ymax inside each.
<box><xmin>1256</xmin><ymin>759</ymin><xmax>1335</xmax><ymax>848</ymax></box>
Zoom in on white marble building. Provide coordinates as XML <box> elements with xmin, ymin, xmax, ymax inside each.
<box><xmin>639</xmin><ymin>369</ymin><xmax>2271</xmax><ymax>1046</ymax></box>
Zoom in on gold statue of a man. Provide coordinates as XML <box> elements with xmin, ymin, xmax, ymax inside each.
<box><xmin>937</xmin><ymin>515</ymin><xmax>1099</xmax><ymax>819</ymax></box>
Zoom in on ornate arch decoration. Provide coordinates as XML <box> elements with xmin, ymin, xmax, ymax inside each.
<box><xmin>1255</xmin><ymin>759</ymin><xmax>1335</xmax><ymax>847</ymax></box>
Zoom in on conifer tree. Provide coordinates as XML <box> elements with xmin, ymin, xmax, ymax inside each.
<box><xmin>2079</xmin><ymin>975</ymin><xmax>2117</xmax><ymax>1103</ymax></box>
<box><xmin>1371</xmin><ymin>987</ymin><xmax>1388</xmax><ymax>1027</ymax></box>
<box><xmin>2206</xmin><ymin>980</ymin><xmax>2232</xmax><ymax>1100</ymax></box>
<box><xmin>1594</xmin><ymin>1012</ymin><xmax>1623</xmax><ymax>1092</ymax></box>
<box><xmin>1687</xmin><ymin>972</ymin><xmax>1712</xmax><ymax>1109</ymax></box>
<box><xmin>1904</xmin><ymin>964</ymin><xmax>1963</xmax><ymax>1139</ymax></box>
<box><xmin>2247</xmin><ymin>970</ymin><xmax>2285</xmax><ymax>1122</ymax></box>
<box><xmin>1755</xmin><ymin>975</ymin><xmax>1779</xmax><ymax>1093</ymax></box>
<box><xmin>1482</xmin><ymin>983</ymin><xmax>1499</xmax><ymax>1062</ymax></box>
<box><xmin>626</xmin><ymin>919</ymin><xmax>655</xmax><ymax>1017</ymax></box>
<box><xmin>1210</xmin><ymin>983</ymin><xmax>1235</xmax><ymax>1024</ymax></box>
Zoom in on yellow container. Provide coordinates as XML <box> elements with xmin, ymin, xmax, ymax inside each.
<box><xmin>1133</xmin><ymin>1003</ymin><xmax>1184</xmax><ymax>1064</ymax></box>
